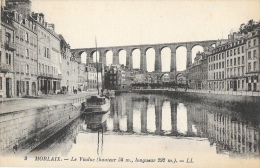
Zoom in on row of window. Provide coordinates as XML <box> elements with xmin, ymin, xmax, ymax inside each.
<box><xmin>213</xmin><ymin>71</ymin><xmax>225</xmax><ymax>80</ymax></box>
<box><xmin>190</xmin><ymin>74</ymin><xmax>207</xmax><ymax>80</ymax></box>
<box><xmin>227</xmin><ymin>56</ymin><xmax>245</xmax><ymax>67</ymax></box>
<box><xmin>39</xmin><ymin>45</ymin><xmax>50</xmax><ymax>58</ymax></box>
<box><xmin>38</xmin><ymin>63</ymin><xmax>58</xmax><ymax>76</ymax></box>
<box><xmin>209</xmin><ymin>80</ymin><xmax>245</xmax><ymax>90</ymax></box>
<box><xmin>209</xmin><ymin>46</ymin><xmax>245</xmax><ymax>63</ymax></box>
<box><xmin>15</xmin><ymin>28</ymin><xmax>37</xmax><ymax>47</ymax></box>
<box><xmin>226</xmin><ymin>67</ymin><xmax>245</xmax><ymax>78</ymax></box>
<box><xmin>14</xmin><ymin>63</ymin><xmax>37</xmax><ymax>75</ymax></box>
<box><xmin>16</xmin><ymin>46</ymin><xmax>37</xmax><ymax>60</ymax></box>
<box><xmin>213</xmin><ymin>39</ymin><xmax>245</xmax><ymax>53</ymax></box>
<box><xmin>209</xmin><ymin>61</ymin><xmax>225</xmax><ymax>71</ymax></box>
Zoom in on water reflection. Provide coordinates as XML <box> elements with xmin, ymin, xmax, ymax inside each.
<box><xmin>30</xmin><ymin>93</ymin><xmax>260</xmax><ymax>158</ymax></box>
<box><xmin>106</xmin><ymin>93</ymin><xmax>260</xmax><ymax>157</ymax></box>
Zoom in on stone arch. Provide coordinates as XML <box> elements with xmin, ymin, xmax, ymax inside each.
<box><xmin>176</xmin><ymin>46</ymin><xmax>187</xmax><ymax>71</ymax></box>
<box><xmin>78</xmin><ymin>51</ymin><xmax>87</xmax><ymax>63</ymax></box>
<box><xmin>130</xmin><ymin>47</ymin><xmax>140</xmax><ymax>55</ymax></box>
<box><xmin>118</xmin><ymin>49</ymin><xmax>127</xmax><ymax>66</ymax></box>
<box><xmin>131</xmin><ymin>48</ymin><xmax>141</xmax><ymax>69</ymax></box>
<box><xmin>104</xmin><ymin>49</ymin><xmax>113</xmax><ymax>66</ymax></box>
<box><xmin>175</xmin><ymin>45</ymin><xmax>186</xmax><ymax>50</ymax></box>
<box><xmin>159</xmin><ymin>45</ymin><xmax>171</xmax><ymax>52</ymax></box>
<box><xmin>90</xmin><ymin>50</ymin><xmax>100</xmax><ymax>63</ymax></box>
<box><xmin>160</xmin><ymin>47</ymin><xmax>171</xmax><ymax>72</ymax></box>
<box><xmin>159</xmin><ymin>73</ymin><xmax>170</xmax><ymax>82</ymax></box>
<box><xmin>145</xmin><ymin>47</ymin><xmax>155</xmax><ymax>72</ymax></box>
<box><xmin>176</xmin><ymin>73</ymin><xmax>187</xmax><ymax>85</ymax></box>
<box><xmin>191</xmin><ymin>44</ymin><xmax>204</xmax><ymax>64</ymax></box>
<box><xmin>190</xmin><ymin>43</ymin><xmax>204</xmax><ymax>50</ymax></box>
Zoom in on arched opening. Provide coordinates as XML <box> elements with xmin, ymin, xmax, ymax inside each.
<box><xmin>191</xmin><ymin>45</ymin><xmax>203</xmax><ymax>64</ymax></box>
<box><xmin>211</xmin><ymin>44</ymin><xmax>216</xmax><ymax>48</ymax></box>
<box><xmin>176</xmin><ymin>46</ymin><xmax>187</xmax><ymax>71</ymax></box>
<box><xmin>105</xmin><ymin>50</ymin><xmax>113</xmax><ymax>66</ymax></box>
<box><xmin>132</xmin><ymin>49</ymin><xmax>140</xmax><ymax>69</ymax></box>
<box><xmin>162</xmin><ymin>101</ymin><xmax>171</xmax><ymax>133</ymax></box>
<box><xmin>161</xmin><ymin>73</ymin><xmax>170</xmax><ymax>83</ymax></box>
<box><xmin>80</xmin><ymin>51</ymin><xmax>87</xmax><ymax>64</ymax></box>
<box><xmin>177</xmin><ymin>103</ymin><xmax>187</xmax><ymax>134</ymax></box>
<box><xmin>146</xmin><ymin>48</ymin><xmax>155</xmax><ymax>72</ymax></box>
<box><xmin>119</xmin><ymin>49</ymin><xmax>126</xmax><ymax>66</ymax></box>
<box><xmin>161</xmin><ymin>47</ymin><xmax>171</xmax><ymax>72</ymax></box>
<box><xmin>92</xmin><ymin>51</ymin><xmax>100</xmax><ymax>63</ymax></box>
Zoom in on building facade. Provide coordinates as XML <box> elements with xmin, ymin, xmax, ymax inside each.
<box><xmin>0</xmin><ymin>11</ymin><xmax>15</xmax><ymax>98</ymax></box>
<box><xmin>104</xmin><ymin>64</ymin><xmax>125</xmax><ymax>90</ymax></box>
<box><xmin>245</xmin><ymin>28</ymin><xmax>260</xmax><ymax>91</ymax></box>
<box><xmin>189</xmin><ymin>51</ymin><xmax>209</xmax><ymax>90</ymax></box>
<box><xmin>59</xmin><ymin>34</ymin><xmax>72</xmax><ymax>93</ymax></box>
<box><xmin>86</xmin><ymin>63</ymin><xmax>97</xmax><ymax>91</ymax></box>
<box><xmin>207</xmin><ymin>31</ymin><xmax>260</xmax><ymax>92</ymax></box>
<box><xmin>69</xmin><ymin>55</ymin><xmax>78</xmax><ymax>93</ymax></box>
<box><xmin>32</xmin><ymin>13</ymin><xmax>61</xmax><ymax>95</ymax></box>
<box><xmin>10</xmin><ymin>10</ymin><xmax>38</xmax><ymax>97</ymax></box>
<box><xmin>77</xmin><ymin>63</ymin><xmax>86</xmax><ymax>92</ymax></box>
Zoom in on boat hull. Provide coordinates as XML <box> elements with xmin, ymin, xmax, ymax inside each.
<box><xmin>83</xmin><ymin>99</ymin><xmax>110</xmax><ymax>114</ymax></box>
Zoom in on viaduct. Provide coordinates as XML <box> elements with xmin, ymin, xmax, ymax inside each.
<box><xmin>71</xmin><ymin>40</ymin><xmax>217</xmax><ymax>73</ymax></box>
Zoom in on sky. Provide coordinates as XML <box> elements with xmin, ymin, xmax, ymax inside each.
<box><xmin>30</xmin><ymin>0</ymin><xmax>260</xmax><ymax>71</ymax></box>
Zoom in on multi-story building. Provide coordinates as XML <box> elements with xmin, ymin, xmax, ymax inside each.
<box><xmin>245</xmin><ymin>28</ymin><xmax>260</xmax><ymax>91</ymax></box>
<box><xmin>9</xmin><ymin>10</ymin><xmax>38</xmax><ymax>97</ymax></box>
<box><xmin>104</xmin><ymin>64</ymin><xmax>125</xmax><ymax>90</ymax></box>
<box><xmin>189</xmin><ymin>50</ymin><xmax>210</xmax><ymax>90</ymax></box>
<box><xmin>69</xmin><ymin>54</ymin><xmax>78</xmax><ymax>93</ymax></box>
<box><xmin>77</xmin><ymin>63</ymin><xmax>86</xmax><ymax>92</ymax></box>
<box><xmin>59</xmin><ymin>34</ymin><xmax>72</xmax><ymax>93</ymax></box>
<box><xmin>86</xmin><ymin>63</ymin><xmax>97</xmax><ymax>90</ymax></box>
<box><xmin>0</xmin><ymin>10</ymin><xmax>15</xmax><ymax>98</ymax></box>
<box><xmin>208</xmin><ymin>33</ymin><xmax>247</xmax><ymax>91</ymax></box>
<box><xmin>31</xmin><ymin>12</ymin><xmax>61</xmax><ymax>95</ymax></box>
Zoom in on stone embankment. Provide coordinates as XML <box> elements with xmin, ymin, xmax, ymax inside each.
<box><xmin>0</xmin><ymin>91</ymin><xmax>97</xmax><ymax>155</ymax></box>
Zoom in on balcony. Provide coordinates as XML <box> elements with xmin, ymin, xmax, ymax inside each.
<box><xmin>0</xmin><ymin>63</ymin><xmax>12</xmax><ymax>73</ymax></box>
<box><xmin>58</xmin><ymin>74</ymin><xmax>62</xmax><ymax>79</ymax></box>
<box><xmin>5</xmin><ymin>42</ymin><xmax>16</xmax><ymax>51</ymax></box>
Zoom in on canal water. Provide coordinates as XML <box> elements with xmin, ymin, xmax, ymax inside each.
<box><xmin>28</xmin><ymin>93</ymin><xmax>260</xmax><ymax>167</ymax></box>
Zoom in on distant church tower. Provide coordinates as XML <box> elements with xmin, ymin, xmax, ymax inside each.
<box><xmin>5</xmin><ymin>0</ymin><xmax>31</xmax><ymax>18</ymax></box>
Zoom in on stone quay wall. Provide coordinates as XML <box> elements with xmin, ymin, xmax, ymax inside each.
<box><xmin>0</xmin><ymin>97</ymin><xmax>86</xmax><ymax>155</ymax></box>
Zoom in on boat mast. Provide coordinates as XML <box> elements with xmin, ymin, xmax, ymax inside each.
<box><xmin>95</xmin><ymin>37</ymin><xmax>99</xmax><ymax>95</ymax></box>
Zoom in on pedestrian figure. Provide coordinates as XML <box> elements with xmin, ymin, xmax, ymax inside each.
<box><xmin>13</xmin><ymin>144</ymin><xmax>18</xmax><ymax>153</ymax></box>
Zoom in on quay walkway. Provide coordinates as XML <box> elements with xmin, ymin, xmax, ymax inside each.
<box><xmin>131</xmin><ymin>88</ymin><xmax>260</xmax><ymax>97</ymax></box>
<box><xmin>0</xmin><ymin>90</ymin><xmax>98</xmax><ymax>113</ymax></box>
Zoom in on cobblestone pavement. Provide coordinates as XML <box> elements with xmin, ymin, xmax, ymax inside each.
<box><xmin>0</xmin><ymin>91</ymin><xmax>98</xmax><ymax>113</ymax></box>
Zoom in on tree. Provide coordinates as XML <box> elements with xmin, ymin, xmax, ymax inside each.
<box><xmin>239</xmin><ymin>19</ymin><xmax>260</xmax><ymax>34</ymax></box>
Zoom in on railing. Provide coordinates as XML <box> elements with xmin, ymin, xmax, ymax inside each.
<box><xmin>70</xmin><ymin>96</ymin><xmax>87</xmax><ymax>104</ymax></box>
<box><xmin>5</xmin><ymin>42</ymin><xmax>16</xmax><ymax>51</ymax></box>
<box><xmin>169</xmin><ymin>88</ymin><xmax>260</xmax><ymax>97</ymax></box>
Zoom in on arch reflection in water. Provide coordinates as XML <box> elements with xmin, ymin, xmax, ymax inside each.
<box><xmin>29</xmin><ymin>93</ymin><xmax>260</xmax><ymax>159</ymax></box>
<box><xmin>107</xmin><ymin>93</ymin><xmax>260</xmax><ymax>158</ymax></box>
